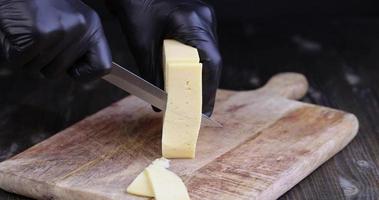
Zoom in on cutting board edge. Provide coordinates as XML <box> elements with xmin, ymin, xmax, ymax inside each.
<box><xmin>0</xmin><ymin>171</ymin><xmax>117</xmax><ymax>200</ymax></box>
<box><xmin>0</xmin><ymin>170</ymin><xmax>54</xmax><ymax>200</ymax></box>
<box><xmin>257</xmin><ymin>113</ymin><xmax>359</xmax><ymax>200</ymax></box>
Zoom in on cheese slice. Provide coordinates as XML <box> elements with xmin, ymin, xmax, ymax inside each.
<box><xmin>127</xmin><ymin>158</ymin><xmax>190</xmax><ymax>200</ymax></box>
<box><xmin>126</xmin><ymin>158</ymin><xmax>170</xmax><ymax>197</ymax></box>
<box><xmin>126</xmin><ymin>170</ymin><xmax>154</xmax><ymax>197</ymax></box>
<box><xmin>162</xmin><ymin>40</ymin><xmax>202</xmax><ymax>158</ymax></box>
<box><xmin>146</xmin><ymin>164</ymin><xmax>190</xmax><ymax>200</ymax></box>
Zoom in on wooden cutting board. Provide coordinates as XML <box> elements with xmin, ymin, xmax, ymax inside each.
<box><xmin>0</xmin><ymin>73</ymin><xmax>358</xmax><ymax>200</ymax></box>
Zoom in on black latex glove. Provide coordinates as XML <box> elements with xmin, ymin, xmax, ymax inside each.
<box><xmin>0</xmin><ymin>0</ymin><xmax>112</xmax><ymax>81</ymax></box>
<box><xmin>107</xmin><ymin>0</ymin><xmax>222</xmax><ymax>117</ymax></box>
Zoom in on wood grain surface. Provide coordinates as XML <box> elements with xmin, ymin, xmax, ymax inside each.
<box><xmin>0</xmin><ymin>73</ymin><xmax>358</xmax><ymax>200</ymax></box>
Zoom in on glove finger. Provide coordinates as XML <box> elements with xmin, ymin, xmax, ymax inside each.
<box><xmin>133</xmin><ymin>34</ymin><xmax>167</xmax><ymax>114</ymax></box>
<box><xmin>25</xmin><ymin>12</ymin><xmax>89</xmax><ymax>75</ymax></box>
<box><xmin>0</xmin><ymin>1</ymin><xmax>38</xmax><ymax>67</ymax></box>
<box><xmin>183</xmin><ymin>36</ymin><xmax>221</xmax><ymax>117</ymax></box>
<box><xmin>39</xmin><ymin>37</ymin><xmax>86</xmax><ymax>79</ymax></box>
<box><xmin>130</xmin><ymin>34</ymin><xmax>165</xmax><ymax>113</ymax></box>
<box><xmin>108</xmin><ymin>1</ymin><xmax>164</xmax><ymax>112</ymax></box>
<box><xmin>167</xmin><ymin>6</ymin><xmax>222</xmax><ymax>116</ymax></box>
<box><xmin>132</xmin><ymin>35</ymin><xmax>164</xmax><ymax>90</ymax></box>
<box><xmin>23</xmin><ymin>31</ymin><xmax>68</xmax><ymax>75</ymax></box>
<box><xmin>110</xmin><ymin>3</ymin><xmax>164</xmax><ymax>89</ymax></box>
<box><xmin>198</xmin><ymin>41</ymin><xmax>222</xmax><ymax>117</ymax></box>
<box><xmin>68</xmin><ymin>29</ymin><xmax>112</xmax><ymax>81</ymax></box>
<box><xmin>126</xmin><ymin>27</ymin><xmax>164</xmax><ymax>90</ymax></box>
<box><xmin>128</xmin><ymin>32</ymin><xmax>164</xmax><ymax>89</ymax></box>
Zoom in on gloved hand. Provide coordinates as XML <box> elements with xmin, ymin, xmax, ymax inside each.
<box><xmin>0</xmin><ymin>0</ymin><xmax>112</xmax><ymax>81</ymax></box>
<box><xmin>107</xmin><ymin>0</ymin><xmax>222</xmax><ymax>116</ymax></box>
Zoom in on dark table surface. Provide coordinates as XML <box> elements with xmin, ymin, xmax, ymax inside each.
<box><xmin>1</xmin><ymin>17</ymin><xmax>378</xmax><ymax>199</ymax></box>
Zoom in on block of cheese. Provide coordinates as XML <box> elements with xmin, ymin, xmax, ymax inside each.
<box><xmin>162</xmin><ymin>40</ymin><xmax>202</xmax><ymax>158</ymax></box>
<box><xmin>126</xmin><ymin>158</ymin><xmax>169</xmax><ymax>197</ymax></box>
<box><xmin>146</xmin><ymin>164</ymin><xmax>190</xmax><ymax>200</ymax></box>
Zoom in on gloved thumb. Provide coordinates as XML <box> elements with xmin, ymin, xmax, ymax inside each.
<box><xmin>69</xmin><ymin>30</ymin><xmax>112</xmax><ymax>81</ymax></box>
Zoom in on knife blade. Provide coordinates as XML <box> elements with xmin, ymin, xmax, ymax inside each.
<box><xmin>102</xmin><ymin>62</ymin><xmax>223</xmax><ymax>128</ymax></box>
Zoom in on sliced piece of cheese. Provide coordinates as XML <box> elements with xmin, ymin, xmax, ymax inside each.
<box><xmin>126</xmin><ymin>158</ymin><xmax>170</xmax><ymax>197</ymax></box>
<box><xmin>162</xmin><ymin>40</ymin><xmax>202</xmax><ymax>158</ymax></box>
<box><xmin>126</xmin><ymin>170</ymin><xmax>154</xmax><ymax>197</ymax></box>
<box><xmin>146</xmin><ymin>164</ymin><xmax>190</xmax><ymax>200</ymax></box>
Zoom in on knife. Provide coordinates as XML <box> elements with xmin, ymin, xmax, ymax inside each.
<box><xmin>102</xmin><ymin>62</ymin><xmax>223</xmax><ymax>128</ymax></box>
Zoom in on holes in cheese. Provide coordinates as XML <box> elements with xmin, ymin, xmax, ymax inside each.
<box><xmin>162</xmin><ymin>40</ymin><xmax>202</xmax><ymax>158</ymax></box>
<box><xmin>126</xmin><ymin>158</ymin><xmax>190</xmax><ymax>200</ymax></box>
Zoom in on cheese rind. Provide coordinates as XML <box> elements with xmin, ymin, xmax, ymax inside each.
<box><xmin>146</xmin><ymin>165</ymin><xmax>190</xmax><ymax>200</ymax></box>
<box><xmin>162</xmin><ymin>40</ymin><xmax>202</xmax><ymax>158</ymax></box>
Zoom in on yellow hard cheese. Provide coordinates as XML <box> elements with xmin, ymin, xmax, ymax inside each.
<box><xmin>163</xmin><ymin>40</ymin><xmax>199</xmax><ymax>63</ymax></box>
<box><xmin>126</xmin><ymin>170</ymin><xmax>154</xmax><ymax>197</ymax></box>
<box><xmin>126</xmin><ymin>158</ymin><xmax>190</xmax><ymax>200</ymax></box>
<box><xmin>127</xmin><ymin>158</ymin><xmax>169</xmax><ymax>197</ymax></box>
<box><xmin>146</xmin><ymin>165</ymin><xmax>190</xmax><ymax>200</ymax></box>
<box><xmin>162</xmin><ymin>40</ymin><xmax>202</xmax><ymax>158</ymax></box>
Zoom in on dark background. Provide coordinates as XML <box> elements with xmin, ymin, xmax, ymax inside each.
<box><xmin>1</xmin><ymin>0</ymin><xmax>378</xmax><ymax>199</ymax></box>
